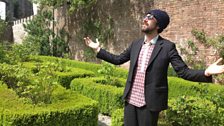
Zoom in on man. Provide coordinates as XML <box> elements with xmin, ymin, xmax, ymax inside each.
<box><xmin>84</xmin><ymin>9</ymin><xmax>224</xmax><ymax>126</ymax></box>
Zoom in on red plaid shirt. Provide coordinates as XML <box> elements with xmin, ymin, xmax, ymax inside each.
<box><xmin>127</xmin><ymin>37</ymin><xmax>157</xmax><ymax>107</ymax></box>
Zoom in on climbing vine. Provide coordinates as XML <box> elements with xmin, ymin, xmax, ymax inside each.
<box><xmin>180</xmin><ymin>29</ymin><xmax>224</xmax><ymax>83</ymax></box>
<box><xmin>30</xmin><ymin>0</ymin><xmax>115</xmax><ymax>61</ymax></box>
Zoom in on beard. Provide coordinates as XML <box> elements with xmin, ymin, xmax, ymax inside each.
<box><xmin>141</xmin><ymin>24</ymin><xmax>157</xmax><ymax>34</ymax></box>
<box><xmin>141</xmin><ymin>27</ymin><xmax>151</xmax><ymax>34</ymax></box>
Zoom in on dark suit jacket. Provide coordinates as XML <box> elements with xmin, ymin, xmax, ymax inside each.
<box><xmin>96</xmin><ymin>36</ymin><xmax>212</xmax><ymax>111</ymax></box>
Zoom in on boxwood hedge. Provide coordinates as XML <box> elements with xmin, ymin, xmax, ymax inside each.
<box><xmin>0</xmin><ymin>83</ymin><xmax>99</xmax><ymax>126</ymax></box>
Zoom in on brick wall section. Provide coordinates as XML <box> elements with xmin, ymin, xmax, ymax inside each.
<box><xmin>154</xmin><ymin>0</ymin><xmax>224</xmax><ymax>65</ymax></box>
<box><xmin>58</xmin><ymin>0</ymin><xmax>224</xmax><ymax>67</ymax></box>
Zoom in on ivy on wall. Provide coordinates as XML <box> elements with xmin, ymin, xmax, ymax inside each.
<box><xmin>180</xmin><ymin>29</ymin><xmax>224</xmax><ymax>84</ymax></box>
<box><xmin>29</xmin><ymin>0</ymin><xmax>116</xmax><ymax>62</ymax></box>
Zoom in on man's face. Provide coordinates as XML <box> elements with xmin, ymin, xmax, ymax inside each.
<box><xmin>141</xmin><ymin>14</ymin><xmax>159</xmax><ymax>34</ymax></box>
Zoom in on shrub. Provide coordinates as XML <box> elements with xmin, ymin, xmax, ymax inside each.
<box><xmin>28</xmin><ymin>55</ymin><xmax>128</xmax><ymax>78</ymax></box>
<box><xmin>70</xmin><ymin>77</ymin><xmax>124</xmax><ymax>115</ymax></box>
<box><xmin>168</xmin><ymin>77</ymin><xmax>220</xmax><ymax>99</ymax></box>
<box><xmin>0</xmin><ymin>84</ymin><xmax>99</xmax><ymax>126</ymax></box>
<box><xmin>111</xmin><ymin>108</ymin><xmax>124</xmax><ymax>126</ymax></box>
<box><xmin>22</xmin><ymin>61</ymin><xmax>95</xmax><ymax>88</ymax></box>
<box><xmin>166</xmin><ymin>96</ymin><xmax>224</xmax><ymax>126</ymax></box>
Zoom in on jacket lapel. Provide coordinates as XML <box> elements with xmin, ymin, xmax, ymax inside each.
<box><xmin>132</xmin><ymin>38</ymin><xmax>144</xmax><ymax>66</ymax></box>
<box><xmin>148</xmin><ymin>36</ymin><xmax>164</xmax><ymax>66</ymax></box>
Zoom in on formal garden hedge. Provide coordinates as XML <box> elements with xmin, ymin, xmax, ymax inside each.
<box><xmin>1</xmin><ymin>54</ymin><xmax>224</xmax><ymax>125</ymax></box>
<box><xmin>22</xmin><ymin>62</ymin><xmax>95</xmax><ymax>88</ymax></box>
<box><xmin>71</xmin><ymin>77</ymin><xmax>126</xmax><ymax>115</ymax></box>
<box><xmin>111</xmin><ymin>77</ymin><xmax>224</xmax><ymax>126</ymax></box>
<box><xmin>0</xmin><ymin>83</ymin><xmax>98</xmax><ymax>126</ymax></box>
<box><xmin>27</xmin><ymin>56</ymin><xmax>128</xmax><ymax>78</ymax></box>
<box><xmin>0</xmin><ymin>58</ymin><xmax>100</xmax><ymax>126</ymax></box>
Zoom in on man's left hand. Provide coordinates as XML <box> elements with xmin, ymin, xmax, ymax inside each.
<box><xmin>205</xmin><ymin>58</ymin><xmax>224</xmax><ymax>76</ymax></box>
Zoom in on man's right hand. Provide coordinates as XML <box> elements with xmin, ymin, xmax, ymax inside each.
<box><xmin>84</xmin><ymin>37</ymin><xmax>100</xmax><ymax>52</ymax></box>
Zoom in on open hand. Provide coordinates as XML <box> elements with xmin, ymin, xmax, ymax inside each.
<box><xmin>205</xmin><ymin>58</ymin><xmax>224</xmax><ymax>76</ymax></box>
<box><xmin>84</xmin><ymin>37</ymin><xmax>100</xmax><ymax>50</ymax></box>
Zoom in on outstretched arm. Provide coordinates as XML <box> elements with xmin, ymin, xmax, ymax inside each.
<box><xmin>83</xmin><ymin>37</ymin><xmax>131</xmax><ymax>65</ymax></box>
<box><xmin>204</xmin><ymin>58</ymin><xmax>224</xmax><ymax>76</ymax></box>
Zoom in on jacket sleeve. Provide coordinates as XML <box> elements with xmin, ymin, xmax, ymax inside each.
<box><xmin>96</xmin><ymin>43</ymin><xmax>132</xmax><ymax>65</ymax></box>
<box><xmin>168</xmin><ymin>43</ymin><xmax>212</xmax><ymax>83</ymax></box>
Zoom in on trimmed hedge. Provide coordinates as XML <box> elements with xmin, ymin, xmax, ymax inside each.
<box><xmin>111</xmin><ymin>77</ymin><xmax>224</xmax><ymax>126</ymax></box>
<box><xmin>111</xmin><ymin>109</ymin><xmax>124</xmax><ymax>126</ymax></box>
<box><xmin>56</xmin><ymin>68</ymin><xmax>95</xmax><ymax>88</ymax></box>
<box><xmin>70</xmin><ymin>77</ymin><xmax>125</xmax><ymax>115</ymax></box>
<box><xmin>0</xmin><ymin>84</ymin><xmax>99</xmax><ymax>126</ymax></box>
<box><xmin>28</xmin><ymin>55</ymin><xmax>128</xmax><ymax>78</ymax></box>
<box><xmin>168</xmin><ymin>77</ymin><xmax>222</xmax><ymax>98</ymax></box>
<box><xmin>21</xmin><ymin>62</ymin><xmax>95</xmax><ymax>88</ymax></box>
<box><xmin>167</xmin><ymin>96</ymin><xmax>224</xmax><ymax>126</ymax></box>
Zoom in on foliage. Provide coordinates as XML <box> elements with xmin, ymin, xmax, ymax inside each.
<box><xmin>23</xmin><ymin>10</ymin><xmax>53</xmax><ymax>55</ymax></box>
<box><xmin>0</xmin><ymin>62</ymin><xmax>64</xmax><ymax>105</ymax></box>
<box><xmin>191</xmin><ymin>29</ymin><xmax>224</xmax><ymax>58</ymax></box>
<box><xmin>111</xmin><ymin>109</ymin><xmax>124</xmax><ymax>126</ymax></box>
<box><xmin>0</xmin><ymin>42</ymin><xmax>39</xmax><ymax>65</ymax></box>
<box><xmin>167</xmin><ymin>96</ymin><xmax>224</xmax><ymax>126</ymax></box>
<box><xmin>191</xmin><ymin>29</ymin><xmax>224</xmax><ymax>83</ymax></box>
<box><xmin>179</xmin><ymin>29</ymin><xmax>224</xmax><ymax>83</ymax></box>
<box><xmin>179</xmin><ymin>40</ymin><xmax>206</xmax><ymax>69</ymax></box>
<box><xmin>81</xmin><ymin>16</ymin><xmax>114</xmax><ymax>61</ymax></box>
<box><xmin>0</xmin><ymin>84</ymin><xmax>98</xmax><ymax>126</ymax></box>
<box><xmin>167</xmin><ymin>78</ymin><xmax>224</xmax><ymax>125</ymax></box>
<box><xmin>32</xmin><ymin>0</ymin><xmax>96</xmax><ymax>12</ymax></box>
<box><xmin>71</xmin><ymin>77</ymin><xmax>124</xmax><ymax>115</ymax></box>
<box><xmin>23</xmin><ymin>9</ymin><xmax>69</xmax><ymax>57</ymax></box>
<box><xmin>28</xmin><ymin>55</ymin><xmax>128</xmax><ymax>78</ymax></box>
<box><xmin>0</xmin><ymin>20</ymin><xmax>7</xmax><ymax>38</ymax></box>
<box><xmin>97</xmin><ymin>62</ymin><xmax>123</xmax><ymax>86</ymax></box>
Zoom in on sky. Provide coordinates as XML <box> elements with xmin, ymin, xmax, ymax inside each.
<box><xmin>0</xmin><ymin>2</ymin><xmax>39</xmax><ymax>20</ymax></box>
<box><xmin>0</xmin><ymin>2</ymin><xmax>6</xmax><ymax>20</ymax></box>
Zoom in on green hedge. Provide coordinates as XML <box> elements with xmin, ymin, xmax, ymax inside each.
<box><xmin>111</xmin><ymin>77</ymin><xmax>224</xmax><ymax>126</ymax></box>
<box><xmin>0</xmin><ymin>83</ymin><xmax>99</xmax><ymax>126</ymax></box>
<box><xmin>111</xmin><ymin>108</ymin><xmax>124</xmax><ymax>126</ymax></box>
<box><xmin>28</xmin><ymin>55</ymin><xmax>128</xmax><ymax>78</ymax></box>
<box><xmin>21</xmin><ymin>62</ymin><xmax>95</xmax><ymax>88</ymax></box>
<box><xmin>167</xmin><ymin>96</ymin><xmax>224</xmax><ymax>126</ymax></box>
<box><xmin>70</xmin><ymin>77</ymin><xmax>125</xmax><ymax>115</ymax></box>
<box><xmin>168</xmin><ymin>77</ymin><xmax>222</xmax><ymax>98</ymax></box>
<box><xmin>56</xmin><ymin>68</ymin><xmax>95</xmax><ymax>88</ymax></box>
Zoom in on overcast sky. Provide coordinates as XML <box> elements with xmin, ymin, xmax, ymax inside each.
<box><xmin>0</xmin><ymin>2</ymin><xmax>39</xmax><ymax>20</ymax></box>
<box><xmin>0</xmin><ymin>2</ymin><xmax>6</xmax><ymax>20</ymax></box>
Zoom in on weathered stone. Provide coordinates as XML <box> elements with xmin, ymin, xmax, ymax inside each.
<box><xmin>55</xmin><ymin>0</ymin><xmax>224</xmax><ymax>66</ymax></box>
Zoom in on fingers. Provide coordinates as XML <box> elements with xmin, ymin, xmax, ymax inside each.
<box><xmin>215</xmin><ymin>58</ymin><xmax>223</xmax><ymax>65</ymax></box>
<box><xmin>96</xmin><ymin>38</ymin><xmax>99</xmax><ymax>44</ymax></box>
<box><xmin>84</xmin><ymin>37</ymin><xmax>92</xmax><ymax>45</ymax></box>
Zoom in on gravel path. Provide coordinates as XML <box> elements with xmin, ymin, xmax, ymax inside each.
<box><xmin>98</xmin><ymin>114</ymin><xmax>111</xmax><ymax>126</ymax></box>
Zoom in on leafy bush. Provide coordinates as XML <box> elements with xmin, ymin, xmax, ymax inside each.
<box><xmin>0</xmin><ymin>84</ymin><xmax>99</xmax><ymax>126</ymax></box>
<box><xmin>28</xmin><ymin>55</ymin><xmax>128</xmax><ymax>78</ymax></box>
<box><xmin>22</xmin><ymin>61</ymin><xmax>96</xmax><ymax>88</ymax></box>
<box><xmin>111</xmin><ymin>109</ymin><xmax>124</xmax><ymax>126</ymax></box>
<box><xmin>23</xmin><ymin>9</ymin><xmax>69</xmax><ymax>57</ymax></box>
<box><xmin>168</xmin><ymin>77</ymin><xmax>221</xmax><ymax>99</ymax></box>
<box><xmin>167</xmin><ymin>96</ymin><xmax>224</xmax><ymax>126</ymax></box>
<box><xmin>70</xmin><ymin>77</ymin><xmax>124</xmax><ymax>115</ymax></box>
<box><xmin>0</xmin><ymin>63</ymin><xmax>58</xmax><ymax>105</ymax></box>
<box><xmin>0</xmin><ymin>42</ymin><xmax>35</xmax><ymax>64</ymax></box>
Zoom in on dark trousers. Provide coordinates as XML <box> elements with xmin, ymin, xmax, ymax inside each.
<box><xmin>124</xmin><ymin>102</ymin><xmax>160</xmax><ymax>126</ymax></box>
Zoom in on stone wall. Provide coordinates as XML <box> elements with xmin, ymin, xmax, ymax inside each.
<box><xmin>56</xmin><ymin>0</ymin><xmax>224</xmax><ymax>67</ymax></box>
